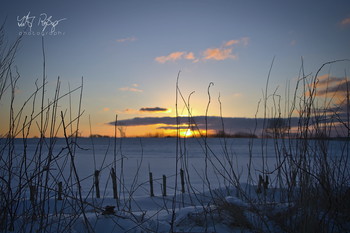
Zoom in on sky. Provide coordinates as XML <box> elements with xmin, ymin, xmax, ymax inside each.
<box><xmin>0</xmin><ymin>0</ymin><xmax>350</xmax><ymax>137</ymax></box>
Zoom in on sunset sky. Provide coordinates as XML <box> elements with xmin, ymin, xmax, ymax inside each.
<box><xmin>1</xmin><ymin>0</ymin><xmax>350</xmax><ymax>137</ymax></box>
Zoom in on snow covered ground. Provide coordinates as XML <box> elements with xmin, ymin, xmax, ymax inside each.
<box><xmin>11</xmin><ymin>184</ymin><xmax>293</xmax><ymax>232</ymax></box>
<box><xmin>2</xmin><ymin>137</ymin><xmax>350</xmax><ymax>232</ymax></box>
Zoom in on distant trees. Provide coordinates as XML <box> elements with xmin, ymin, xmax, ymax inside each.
<box><xmin>90</xmin><ymin>134</ymin><xmax>110</xmax><ymax>138</ymax></box>
<box><xmin>213</xmin><ymin>130</ymin><xmax>258</xmax><ymax>138</ymax></box>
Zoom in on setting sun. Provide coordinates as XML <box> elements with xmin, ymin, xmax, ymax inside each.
<box><xmin>181</xmin><ymin>129</ymin><xmax>194</xmax><ymax>137</ymax></box>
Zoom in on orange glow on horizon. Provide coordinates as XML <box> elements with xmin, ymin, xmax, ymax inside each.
<box><xmin>15</xmin><ymin>122</ymin><xmax>216</xmax><ymax>138</ymax></box>
<box><xmin>182</xmin><ymin>129</ymin><xmax>194</xmax><ymax>137</ymax></box>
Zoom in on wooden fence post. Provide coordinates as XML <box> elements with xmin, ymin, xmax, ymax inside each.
<box><xmin>110</xmin><ymin>168</ymin><xmax>118</xmax><ymax>199</ymax></box>
<box><xmin>94</xmin><ymin>170</ymin><xmax>100</xmax><ymax>198</ymax></box>
<box><xmin>180</xmin><ymin>169</ymin><xmax>185</xmax><ymax>193</ymax></box>
<box><xmin>149</xmin><ymin>172</ymin><xmax>154</xmax><ymax>197</ymax></box>
<box><xmin>162</xmin><ymin>175</ymin><xmax>167</xmax><ymax>196</ymax></box>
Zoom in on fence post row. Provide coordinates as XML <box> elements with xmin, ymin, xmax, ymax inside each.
<box><xmin>162</xmin><ymin>175</ymin><xmax>167</xmax><ymax>196</ymax></box>
<box><xmin>56</xmin><ymin>168</ymin><xmax>186</xmax><ymax>199</ymax></box>
<box><xmin>94</xmin><ymin>170</ymin><xmax>100</xmax><ymax>198</ymax></box>
<box><xmin>110</xmin><ymin>167</ymin><xmax>118</xmax><ymax>200</ymax></box>
<box><xmin>149</xmin><ymin>172</ymin><xmax>154</xmax><ymax>197</ymax></box>
<box><xmin>180</xmin><ymin>168</ymin><xmax>185</xmax><ymax>193</ymax></box>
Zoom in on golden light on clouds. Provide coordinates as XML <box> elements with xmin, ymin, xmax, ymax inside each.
<box><xmin>155</xmin><ymin>51</ymin><xmax>195</xmax><ymax>63</ymax></box>
<box><xmin>224</xmin><ymin>39</ymin><xmax>240</xmax><ymax>47</ymax></box>
<box><xmin>305</xmin><ymin>74</ymin><xmax>350</xmax><ymax>106</ymax></box>
<box><xmin>203</xmin><ymin>37</ymin><xmax>249</xmax><ymax>61</ymax></box>
<box><xmin>202</xmin><ymin>47</ymin><xmax>236</xmax><ymax>61</ymax></box>
<box><xmin>155</xmin><ymin>37</ymin><xmax>249</xmax><ymax>63</ymax></box>
<box><xmin>184</xmin><ymin>52</ymin><xmax>195</xmax><ymax>60</ymax></box>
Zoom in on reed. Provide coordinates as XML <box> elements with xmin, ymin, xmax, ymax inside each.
<box><xmin>174</xmin><ymin>58</ymin><xmax>350</xmax><ymax>232</ymax></box>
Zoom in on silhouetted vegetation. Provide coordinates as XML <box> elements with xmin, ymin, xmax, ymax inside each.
<box><xmin>1</xmin><ymin>25</ymin><xmax>350</xmax><ymax>232</ymax></box>
<box><xmin>90</xmin><ymin>134</ymin><xmax>111</xmax><ymax>138</ymax></box>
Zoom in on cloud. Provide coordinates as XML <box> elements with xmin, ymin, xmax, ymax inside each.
<box><xmin>184</xmin><ymin>52</ymin><xmax>195</xmax><ymax>60</ymax></box>
<box><xmin>119</xmin><ymin>86</ymin><xmax>143</xmax><ymax>93</ymax></box>
<box><xmin>103</xmin><ymin>107</ymin><xmax>110</xmax><ymax>112</ymax></box>
<box><xmin>310</xmin><ymin>75</ymin><xmax>350</xmax><ymax>115</ymax></box>
<box><xmin>107</xmin><ymin>116</ymin><xmax>299</xmax><ymax>135</ymax></box>
<box><xmin>202</xmin><ymin>37</ymin><xmax>249</xmax><ymax>61</ymax></box>
<box><xmin>155</xmin><ymin>52</ymin><xmax>184</xmax><ymax>63</ymax></box>
<box><xmin>155</xmin><ymin>37</ymin><xmax>249</xmax><ymax>63</ymax></box>
<box><xmin>224</xmin><ymin>40</ymin><xmax>240</xmax><ymax>47</ymax></box>
<box><xmin>107</xmin><ymin>115</ymin><xmax>349</xmax><ymax>137</ymax></box>
<box><xmin>116</xmin><ymin>36</ymin><xmax>137</xmax><ymax>43</ymax></box>
<box><xmin>140</xmin><ymin>107</ymin><xmax>169</xmax><ymax>112</ymax></box>
<box><xmin>118</xmin><ymin>107</ymin><xmax>171</xmax><ymax>115</ymax></box>
<box><xmin>202</xmin><ymin>47</ymin><xmax>236</xmax><ymax>61</ymax></box>
<box><xmin>109</xmin><ymin>116</ymin><xmax>176</xmax><ymax>126</ymax></box>
<box><xmin>155</xmin><ymin>51</ymin><xmax>195</xmax><ymax>63</ymax></box>
<box><xmin>340</xmin><ymin>17</ymin><xmax>350</xmax><ymax>26</ymax></box>
<box><xmin>315</xmin><ymin>75</ymin><xmax>349</xmax><ymax>96</ymax></box>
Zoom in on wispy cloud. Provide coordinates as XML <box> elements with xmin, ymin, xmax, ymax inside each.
<box><xmin>184</xmin><ymin>52</ymin><xmax>195</xmax><ymax>60</ymax></box>
<box><xmin>118</xmin><ymin>107</ymin><xmax>171</xmax><ymax>115</ymax></box>
<box><xmin>103</xmin><ymin>107</ymin><xmax>110</xmax><ymax>112</ymax></box>
<box><xmin>310</xmin><ymin>74</ymin><xmax>350</xmax><ymax>112</ymax></box>
<box><xmin>140</xmin><ymin>107</ymin><xmax>170</xmax><ymax>112</ymax></box>
<box><xmin>224</xmin><ymin>40</ymin><xmax>240</xmax><ymax>47</ymax></box>
<box><xmin>119</xmin><ymin>87</ymin><xmax>143</xmax><ymax>92</ymax></box>
<box><xmin>202</xmin><ymin>47</ymin><xmax>236</xmax><ymax>61</ymax></box>
<box><xmin>155</xmin><ymin>51</ymin><xmax>195</xmax><ymax>63</ymax></box>
<box><xmin>340</xmin><ymin>17</ymin><xmax>350</xmax><ymax>26</ymax></box>
<box><xmin>224</xmin><ymin>38</ymin><xmax>249</xmax><ymax>47</ymax></box>
<box><xmin>315</xmin><ymin>75</ymin><xmax>349</xmax><ymax>96</ymax></box>
<box><xmin>155</xmin><ymin>37</ymin><xmax>249</xmax><ymax>63</ymax></box>
<box><xmin>116</xmin><ymin>36</ymin><xmax>137</xmax><ymax>43</ymax></box>
<box><xmin>203</xmin><ymin>37</ymin><xmax>249</xmax><ymax>61</ymax></box>
<box><xmin>119</xmin><ymin>84</ymin><xmax>143</xmax><ymax>93</ymax></box>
